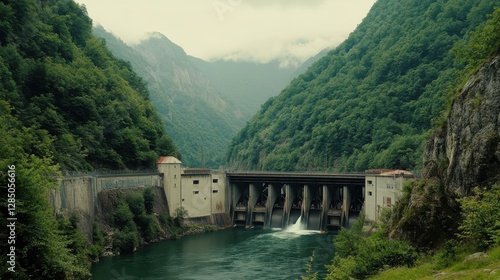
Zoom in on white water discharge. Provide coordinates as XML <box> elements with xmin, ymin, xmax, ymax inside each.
<box><xmin>267</xmin><ymin>215</ymin><xmax>319</xmax><ymax>240</ymax></box>
<box><xmin>287</xmin><ymin>215</ymin><xmax>305</xmax><ymax>232</ymax></box>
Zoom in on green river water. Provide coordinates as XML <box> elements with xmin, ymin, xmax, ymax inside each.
<box><xmin>91</xmin><ymin>225</ymin><xmax>336</xmax><ymax>280</ymax></box>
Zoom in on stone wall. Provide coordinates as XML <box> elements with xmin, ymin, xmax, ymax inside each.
<box><xmin>48</xmin><ymin>173</ymin><xmax>163</xmax><ymax>239</ymax></box>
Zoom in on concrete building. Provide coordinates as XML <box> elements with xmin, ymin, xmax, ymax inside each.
<box><xmin>156</xmin><ymin>157</ymin><xmax>228</xmax><ymax>218</ymax></box>
<box><xmin>156</xmin><ymin>156</ymin><xmax>182</xmax><ymax>214</ymax></box>
<box><xmin>364</xmin><ymin>169</ymin><xmax>415</xmax><ymax>222</ymax></box>
<box><xmin>156</xmin><ymin>156</ymin><xmax>415</xmax><ymax>227</ymax></box>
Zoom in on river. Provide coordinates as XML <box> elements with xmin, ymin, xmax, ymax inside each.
<box><xmin>91</xmin><ymin>224</ymin><xmax>336</xmax><ymax>280</ymax></box>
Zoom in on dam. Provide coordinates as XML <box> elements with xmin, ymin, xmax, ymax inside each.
<box><xmin>228</xmin><ymin>172</ymin><xmax>365</xmax><ymax>231</ymax></box>
<box><xmin>52</xmin><ymin>156</ymin><xmax>414</xmax><ymax>237</ymax></box>
<box><xmin>157</xmin><ymin>156</ymin><xmax>412</xmax><ymax>230</ymax></box>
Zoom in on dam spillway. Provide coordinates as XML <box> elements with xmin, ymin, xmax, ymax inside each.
<box><xmin>227</xmin><ymin>172</ymin><xmax>366</xmax><ymax>231</ymax></box>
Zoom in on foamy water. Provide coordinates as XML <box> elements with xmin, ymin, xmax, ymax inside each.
<box><xmin>267</xmin><ymin>215</ymin><xmax>321</xmax><ymax>239</ymax></box>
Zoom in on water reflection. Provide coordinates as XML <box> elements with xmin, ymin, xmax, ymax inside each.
<box><xmin>91</xmin><ymin>227</ymin><xmax>335</xmax><ymax>280</ymax></box>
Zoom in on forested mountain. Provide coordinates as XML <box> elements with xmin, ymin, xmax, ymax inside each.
<box><xmin>192</xmin><ymin>58</ymin><xmax>297</xmax><ymax>120</ymax></box>
<box><xmin>93</xmin><ymin>28</ymin><xmax>242</xmax><ymax>167</ymax></box>
<box><xmin>288</xmin><ymin>48</ymin><xmax>330</xmax><ymax>83</ymax></box>
<box><xmin>0</xmin><ymin>0</ymin><xmax>179</xmax><ymax>171</ymax></box>
<box><xmin>0</xmin><ymin>0</ymin><xmax>178</xmax><ymax>277</ymax></box>
<box><xmin>226</xmin><ymin>0</ymin><xmax>498</xmax><ymax>172</ymax></box>
<box><xmin>94</xmin><ymin>28</ymin><xmax>301</xmax><ymax>167</ymax></box>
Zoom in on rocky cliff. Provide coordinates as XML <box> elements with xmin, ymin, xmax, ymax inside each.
<box><xmin>422</xmin><ymin>55</ymin><xmax>500</xmax><ymax>196</ymax></box>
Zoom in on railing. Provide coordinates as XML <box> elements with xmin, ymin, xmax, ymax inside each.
<box><xmin>226</xmin><ymin>170</ymin><xmax>367</xmax><ymax>176</ymax></box>
<box><xmin>61</xmin><ymin>169</ymin><xmax>161</xmax><ymax>178</ymax></box>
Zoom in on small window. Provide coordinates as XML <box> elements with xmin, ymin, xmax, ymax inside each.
<box><xmin>193</xmin><ymin>180</ymin><xmax>199</xmax><ymax>184</ymax></box>
<box><xmin>383</xmin><ymin>197</ymin><xmax>392</xmax><ymax>207</ymax></box>
<box><xmin>367</xmin><ymin>180</ymin><xmax>373</xmax><ymax>185</ymax></box>
<box><xmin>174</xmin><ymin>174</ymin><xmax>176</xmax><ymax>179</ymax></box>
<box><xmin>182</xmin><ymin>198</ymin><xmax>185</xmax><ymax>201</ymax></box>
<box><xmin>193</xmin><ymin>190</ymin><xmax>199</xmax><ymax>194</ymax></box>
<box><xmin>213</xmin><ymin>179</ymin><xmax>218</xmax><ymax>183</ymax></box>
<box><xmin>368</xmin><ymin>191</ymin><xmax>373</xmax><ymax>196</ymax></box>
<box><xmin>213</xmin><ymin>190</ymin><xmax>218</xmax><ymax>193</ymax></box>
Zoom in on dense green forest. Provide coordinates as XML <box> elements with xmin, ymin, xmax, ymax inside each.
<box><xmin>93</xmin><ymin>28</ymin><xmax>300</xmax><ymax>168</ymax></box>
<box><xmin>227</xmin><ymin>0</ymin><xmax>498</xmax><ymax>172</ymax></box>
<box><xmin>303</xmin><ymin>7</ymin><xmax>500</xmax><ymax>279</ymax></box>
<box><xmin>91</xmin><ymin>29</ymin><xmax>241</xmax><ymax>168</ymax></box>
<box><xmin>0</xmin><ymin>0</ymin><xmax>179</xmax><ymax>278</ymax></box>
<box><xmin>0</xmin><ymin>0</ymin><xmax>179</xmax><ymax>172</ymax></box>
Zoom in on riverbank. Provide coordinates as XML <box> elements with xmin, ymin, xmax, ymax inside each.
<box><xmin>369</xmin><ymin>246</ymin><xmax>500</xmax><ymax>279</ymax></box>
<box><xmin>99</xmin><ymin>222</ymin><xmax>222</xmax><ymax>258</ymax></box>
<box><xmin>91</xmin><ymin>186</ymin><xmax>232</xmax><ymax>261</ymax></box>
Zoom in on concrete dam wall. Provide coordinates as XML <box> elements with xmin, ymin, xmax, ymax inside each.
<box><xmin>48</xmin><ymin>173</ymin><xmax>164</xmax><ymax>239</ymax></box>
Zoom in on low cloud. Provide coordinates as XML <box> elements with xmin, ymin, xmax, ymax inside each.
<box><xmin>76</xmin><ymin>0</ymin><xmax>375</xmax><ymax>65</ymax></box>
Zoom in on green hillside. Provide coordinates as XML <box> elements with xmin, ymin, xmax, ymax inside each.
<box><xmin>0</xmin><ymin>0</ymin><xmax>179</xmax><ymax>171</ymax></box>
<box><xmin>0</xmin><ymin>0</ymin><xmax>179</xmax><ymax>277</ymax></box>
<box><xmin>226</xmin><ymin>0</ymin><xmax>498</xmax><ymax>172</ymax></box>
<box><xmin>192</xmin><ymin>58</ymin><xmax>297</xmax><ymax>120</ymax></box>
<box><xmin>93</xmin><ymin>28</ymin><xmax>305</xmax><ymax>168</ymax></box>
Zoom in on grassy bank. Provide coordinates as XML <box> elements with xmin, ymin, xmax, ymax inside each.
<box><xmin>370</xmin><ymin>246</ymin><xmax>500</xmax><ymax>279</ymax></box>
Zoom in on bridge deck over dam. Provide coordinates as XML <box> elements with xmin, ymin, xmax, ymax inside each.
<box><xmin>227</xmin><ymin>171</ymin><xmax>366</xmax><ymax>185</ymax></box>
<box><xmin>226</xmin><ymin>171</ymin><xmax>368</xmax><ymax>231</ymax></box>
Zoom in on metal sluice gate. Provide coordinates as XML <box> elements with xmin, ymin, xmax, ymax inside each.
<box><xmin>228</xmin><ymin>172</ymin><xmax>365</xmax><ymax>231</ymax></box>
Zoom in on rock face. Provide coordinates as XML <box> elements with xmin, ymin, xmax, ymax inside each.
<box><xmin>422</xmin><ymin>55</ymin><xmax>500</xmax><ymax>196</ymax></box>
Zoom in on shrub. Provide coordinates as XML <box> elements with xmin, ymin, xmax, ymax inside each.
<box><xmin>302</xmin><ymin>250</ymin><xmax>319</xmax><ymax>280</ymax></box>
<box><xmin>113</xmin><ymin>203</ymin><xmax>134</xmax><ymax>229</ymax></box>
<box><xmin>138</xmin><ymin>214</ymin><xmax>162</xmax><ymax>242</ymax></box>
<box><xmin>126</xmin><ymin>192</ymin><xmax>145</xmax><ymax>217</ymax></box>
<box><xmin>457</xmin><ymin>184</ymin><xmax>500</xmax><ymax>250</ymax></box>
<box><xmin>334</xmin><ymin>213</ymin><xmax>365</xmax><ymax>258</ymax></box>
<box><xmin>174</xmin><ymin>207</ymin><xmax>188</xmax><ymax>227</ymax></box>
<box><xmin>88</xmin><ymin>244</ymin><xmax>103</xmax><ymax>261</ymax></box>
<box><xmin>327</xmin><ymin>236</ymin><xmax>417</xmax><ymax>279</ymax></box>
<box><xmin>93</xmin><ymin>222</ymin><xmax>106</xmax><ymax>248</ymax></box>
<box><xmin>326</xmin><ymin>213</ymin><xmax>417</xmax><ymax>279</ymax></box>
<box><xmin>113</xmin><ymin>229</ymin><xmax>139</xmax><ymax>254</ymax></box>
<box><xmin>143</xmin><ymin>187</ymin><xmax>156</xmax><ymax>214</ymax></box>
<box><xmin>158</xmin><ymin>213</ymin><xmax>169</xmax><ymax>228</ymax></box>
<box><xmin>434</xmin><ymin>239</ymin><xmax>459</xmax><ymax>269</ymax></box>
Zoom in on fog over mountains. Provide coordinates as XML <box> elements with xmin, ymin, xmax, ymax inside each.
<box><xmin>94</xmin><ymin>27</ymin><xmax>323</xmax><ymax>167</ymax></box>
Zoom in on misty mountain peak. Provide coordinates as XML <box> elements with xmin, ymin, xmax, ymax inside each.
<box><xmin>135</xmin><ymin>31</ymin><xmax>187</xmax><ymax>59</ymax></box>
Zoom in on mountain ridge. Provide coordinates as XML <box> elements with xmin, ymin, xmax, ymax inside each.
<box><xmin>94</xmin><ymin>27</ymin><xmax>312</xmax><ymax>167</ymax></box>
<box><xmin>226</xmin><ymin>0</ymin><xmax>498</xmax><ymax>172</ymax></box>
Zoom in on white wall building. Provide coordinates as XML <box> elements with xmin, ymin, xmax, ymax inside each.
<box><xmin>364</xmin><ymin>169</ymin><xmax>415</xmax><ymax>222</ymax></box>
<box><xmin>156</xmin><ymin>157</ymin><xmax>228</xmax><ymax>218</ymax></box>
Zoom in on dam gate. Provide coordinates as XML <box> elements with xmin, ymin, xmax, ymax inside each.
<box><xmin>227</xmin><ymin>172</ymin><xmax>366</xmax><ymax>231</ymax></box>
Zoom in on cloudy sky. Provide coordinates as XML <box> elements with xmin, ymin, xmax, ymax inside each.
<box><xmin>74</xmin><ymin>0</ymin><xmax>377</xmax><ymax>66</ymax></box>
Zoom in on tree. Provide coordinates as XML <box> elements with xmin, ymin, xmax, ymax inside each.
<box><xmin>457</xmin><ymin>185</ymin><xmax>500</xmax><ymax>250</ymax></box>
<box><xmin>174</xmin><ymin>207</ymin><xmax>188</xmax><ymax>227</ymax></box>
<box><xmin>143</xmin><ymin>187</ymin><xmax>156</xmax><ymax>215</ymax></box>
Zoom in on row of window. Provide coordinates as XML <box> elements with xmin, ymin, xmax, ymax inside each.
<box><xmin>192</xmin><ymin>179</ymin><xmax>219</xmax><ymax>184</ymax></box>
<box><xmin>193</xmin><ymin>190</ymin><xmax>219</xmax><ymax>194</ymax></box>
<box><xmin>367</xmin><ymin>180</ymin><xmax>400</xmax><ymax>190</ymax></box>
